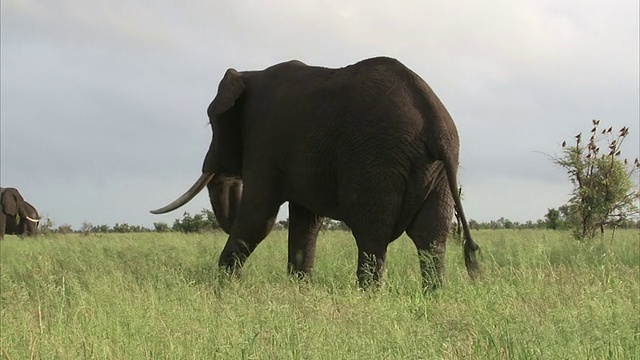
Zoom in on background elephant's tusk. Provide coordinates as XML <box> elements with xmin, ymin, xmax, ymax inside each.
<box><xmin>150</xmin><ymin>173</ymin><xmax>215</xmax><ymax>214</ymax></box>
<box><xmin>25</xmin><ymin>216</ymin><xmax>39</xmax><ymax>223</ymax></box>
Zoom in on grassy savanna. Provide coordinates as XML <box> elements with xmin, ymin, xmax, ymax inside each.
<box><xmin>1</xmin><ymin>230</ymin><xmax>638</xmax><ymax>359</ymax></box>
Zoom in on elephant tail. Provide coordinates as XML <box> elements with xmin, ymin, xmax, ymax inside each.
<box><xmin>415</xmin><ymin>80</ymin><xmax>480</xmax><ymax>279</ymax></box>
<box><xmin>443</xmin><ymin>157</ymin><xmax>480</xmax><ymax>280</ymax></box>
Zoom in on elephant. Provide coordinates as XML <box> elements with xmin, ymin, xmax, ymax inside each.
<box><xmin>152</xmin><ymin>56</ymin><xmax>480</xmax><ymax>290</ymax></box>
<box><xmin>0</xmin><ymin>187</ymin><xmax>40</xmax><ymax>239</ymax></box>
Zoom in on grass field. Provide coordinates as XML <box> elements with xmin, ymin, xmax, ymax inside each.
<box><xmin>1</xmin><ymin>229</ymin><xmax>638</xmax><ymax>359</ymax></box>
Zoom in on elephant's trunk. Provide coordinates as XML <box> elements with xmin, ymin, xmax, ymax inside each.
<box><xmin>207</xmin><ymin>176</ymin><xmax>242</xmax><ymax>234</ymax></box>
<box><xmin>150</xmin><ymin>173</ymin><xmax>216</xmax><ymax>214</ymax></box>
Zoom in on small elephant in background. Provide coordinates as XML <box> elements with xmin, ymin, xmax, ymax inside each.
<box><xmin>0</xmin><ymin>187</ymin><xmax>40</xmax><ymax>239</ymax></box>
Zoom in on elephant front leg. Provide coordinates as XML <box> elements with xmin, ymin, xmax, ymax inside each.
<box><xmin>217</xmin><ymin>188</ymin><xmax>281</xmax><ymax>276</ymax></box>
<box><xmin>287</xmin><ymin>203</ymin><xmax>322</xmax><ymax>278</ymax></box>
<box><xmin>0</xmin><ymin>215</ymin><xmax>6</xmax><ymax>240</ymax></box>
<box><xmin>217</xmin><ymin>237</ymin><xmax>252</xmax><ymax>275</ymax></box>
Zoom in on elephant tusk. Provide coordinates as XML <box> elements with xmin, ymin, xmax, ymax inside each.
<box><xmin>25</xmin><ymin>216</ymin><xmax>39</xmax><ymax>223</ymax></box>
<box><xmin>150</xmin><ymin>172</ymin><xmax>215</xmax><ymax>214</ymax></box>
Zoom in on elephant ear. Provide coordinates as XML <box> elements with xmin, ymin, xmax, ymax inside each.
<box><xmin>1</xmin><ymin>189</ymin><xmax>22</xmax><ymax>215</ymax></box>
<box><xmin>208</xmin><ymin>68</ymin><xmax>245</xmax><ymax>116</ymax></box>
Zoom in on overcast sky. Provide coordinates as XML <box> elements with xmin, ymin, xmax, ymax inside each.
<box><xmin>1</xmin><ymin>0</ymin><xmax>638</xmax><ymax>229</ymax></box>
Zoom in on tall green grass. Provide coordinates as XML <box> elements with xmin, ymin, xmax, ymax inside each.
<box><xmin>1</xmin><ymin>230</ymin><xmax>638</xmax><ymax>359</ymax></box>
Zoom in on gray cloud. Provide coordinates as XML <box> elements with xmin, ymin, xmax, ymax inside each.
<box><xmin>1</xmin><ymin>0</ymin><xmax>638</xmax><ymax>228</ymax></box>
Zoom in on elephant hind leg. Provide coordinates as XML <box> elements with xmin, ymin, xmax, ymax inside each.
<box><xmin>287</xmin><ymin>202</ymin><xmax>322</xmax><ymax>278</ymax></box>
<box><xmin>356</xmin><ymin>244</ymin><xmax>388</xmax><ymax>289</ymax></box>
<box><xmin>350</xmin><ymin>226</ymin><xmax>392</xmax><ymax>289</ymax></box>
<box><xmin>406</xmin><ymin>179</ymin><xmax>454</xmax><ymax>291</ymax></box>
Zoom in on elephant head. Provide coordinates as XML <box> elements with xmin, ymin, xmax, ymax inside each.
<box><xmin>20</xmin><ymin>201</ymin><xmax>40</xmax><ymax>236</ymax></box>
<box><xmin>150</xmin><ymin>172</ymin><xmax>241</xmax><ymax>234</ymax></box>
<box><xmin>150</xmin><ymin>69</ymin><xmax>247</xmax><ymax>233</ymax></box>
<box><xmin>0</xmin><ymin>187</ymin><xmax>40</xmax><ymax>239</ymax></box>
<box><xmin>151</xmin><ymin>57</ymin><xmax>480</xmax><ymax>290</ymax></box>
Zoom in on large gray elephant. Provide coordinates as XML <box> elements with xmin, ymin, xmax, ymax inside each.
<box><xmin>0</xmin><ymin>187</ymin><xmax>40</xmax><ymax>239</ymax></box>
<box><xmin>152</xmin><ymin>57</ymin><xmax>480</xmax><ymax>289</ymax></box>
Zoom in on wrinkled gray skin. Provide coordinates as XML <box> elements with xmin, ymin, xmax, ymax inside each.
<box><xmin>0</xmin><ymin>187</ymin><xmax>40</xmax><ymax>239</ymax></box>
<box><xmin>152</xmin><ymin>57</ymin><xmax>480</xmax><ymax>290</ymax></box>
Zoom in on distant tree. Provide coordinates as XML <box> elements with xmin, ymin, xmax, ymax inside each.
<box><xmin>276</xmin><ymin>218</ymin><xmax>290</xmax><ymax>229</ymax></box>
<box><xmin>553</xmin><ymin>120</ymin><xmax>639</xmax><ymax>240</ymax></box>
<box><xmin>56</xmin><ymin>224</ymin><xmax>73</xmax><ymax>234</ymax></box>
<box><xmin>501</xmin><ymin>218</ymin><xmax>515</xmax><ymax>229</ymax></box>
<box><xmin>333</xmin><ymin>220</ymin><xmax>351</xmax><ymax>231</ymax></box>
<box><xmin>112</xmin><ymin>223</ymin><xmax>132</xmax><ymax>233</ymax></box>
<box><xmin>321</xmin><ymin>217</ymin><xmax>333</xmax><ymax>230</ymax></box>
<box><xmin>273</xmin><ymin>217</ymin><xmax>349</xmax><ymax>231</ymax></box>
<box><xmin>201</xmin><ymin>209</ymin><xmax>220</xmax><ymax>229</ymax></box>
<box><xmin>544</xmin><ymin>208</ymin><xmax>565</xmax><ymax>230</ymax></box>
<box><xmin>80</xmin><ymin>221</ymin><xmax>93</xmax><ymax>235</ymax></box>
<box><xmin>91</xmin><ymin>224</ymin><xmax>110</xmax><ymax>233</ymax></box>
<box><xmin>461</xmin><ymin>217</ymin><xmax>573</xmax><ymax>230</ymax></box>
<box><xmin>128</xmin><ymin>225</ymin><xmax>146</xmax><ymax>233</ymax></box>
<box><xmin>172</xmin><ymin>209</ymin><xmax>220</xmax><ymax>233</ymax></box>
<box><xmin>557</xmin><ymin>205</ymin><xmax>572</xmax><ymax>227</ymax></box>
<box><xmin>39</xmin><ymin>216</ymin><xmax>54</xmax><ymax>235</ymax></box>
<box><xmin>173</xmin><ymin>212</ymin><xmax>198</xmax><ymax>233</ymax></box>
<box><xmin>154</xmin><ymin>222</ymin><xmax>172</xmax><ymax>232</ymax></box>
<box><xmin>617</xmin><ymin>218</ymin><xmax>640</xmax><ymax>229</ymax></box>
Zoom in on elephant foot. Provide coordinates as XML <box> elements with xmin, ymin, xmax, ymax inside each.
<box><xmin>217</xmin><ymin>238</ymin><xmax>255</xmax><ymax>277</ymax></box>
<box><xmin>421</xmin><ymin>277</ymin><xmax>443</xmax><ymax>292</ymax></box>
<box><xmin>417</xmin><ymin>248</ymin><xmax>445</xmax><ymax>291</ymax></box>
<box><xmin>357</xmin><ymin>278</ymin><xmax>383</xmax><ymax>291</ymax></box>
<box><xmin>218</xmin><ymin>260</ymin><xmax>244</xmax><ymax>277</ymax></box>
<box><xmin>356</xmin><ymin>254</ymin><xmax>386</xmax><ymax>290</ymax></box>
<box><xmin>287</xmin><ymin>264</ymin><xmax>313</xmax><ymax>280</ymax></box>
